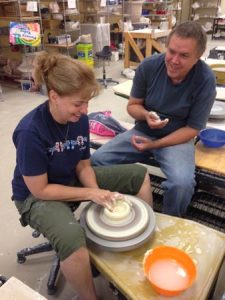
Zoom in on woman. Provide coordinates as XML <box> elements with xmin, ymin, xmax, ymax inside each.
<box><xmin>11</xmin><ymin>51</ymin><xmax>152</xmax><ymax>300</ymax></box>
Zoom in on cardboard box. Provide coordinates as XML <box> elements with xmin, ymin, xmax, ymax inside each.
<box><xmin>56</xmin><ymin>34</ymin><xmax>71</xmax><ymax>45</ymax></box>
<box><xmin>3</xmin><ymin>3</ymin><xmax>34</xmax><ymax>17</ymax></box>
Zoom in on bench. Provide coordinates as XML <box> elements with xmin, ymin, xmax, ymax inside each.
<box><xmin>90</xmin><ymin>120</ymin><xmax>225</xmax><ymax>233</ymax></box>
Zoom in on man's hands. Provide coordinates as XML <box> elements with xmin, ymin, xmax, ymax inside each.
<box><xmin>131</xmin><ymin>135</ymin><xmax>154</xmax><ymax>151</ymax></box>
<box><xmin>130</xmin><ymin>111</ymin><xmax>169</xmax><ymax>152</ymax></box>
<box><xmin>146</xmin><ymin>111</ymin><xmax>169</xmax><ymax>129</ymax></box>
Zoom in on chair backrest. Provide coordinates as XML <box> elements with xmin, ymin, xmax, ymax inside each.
<box><xmin>209</xmin><ymin>64</ymin><xmax>225</xmax><ymax>86</ymax></box>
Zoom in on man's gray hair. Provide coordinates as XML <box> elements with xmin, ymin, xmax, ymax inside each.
<box><xmin>166</xmin><ymin>21</ymin><xmax>207</xmax><ymax>56</ymax></box>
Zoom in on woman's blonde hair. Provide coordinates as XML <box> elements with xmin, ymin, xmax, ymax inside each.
<box><xmin>33</xmin><ymin>51</ymin><xmax>100</xmax><ymax>100</ymax></box>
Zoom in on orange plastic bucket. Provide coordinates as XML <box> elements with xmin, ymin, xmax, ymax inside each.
<box><xmin>143</xmin><ymin>245</ymin><xmax>197</xmax><ymax>296</ymax></box>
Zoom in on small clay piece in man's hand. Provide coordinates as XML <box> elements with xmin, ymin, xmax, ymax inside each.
<box><xmin>149</xmin><ymin>111</ymin><xmax>160</xmax><ymax>120</ymax></box>
<box><xmin>149</xmin><ymin>111</ymin><xmax>169</xmax><ymax>124</ymax></box>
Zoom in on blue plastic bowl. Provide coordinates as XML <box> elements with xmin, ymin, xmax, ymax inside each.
<box><xmin>199</xmin><ymin>128</ymin><xmax>225</xmax><ymax>148</ymax></box>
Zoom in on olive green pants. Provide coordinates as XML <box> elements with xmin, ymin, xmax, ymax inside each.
<box><xmin>14</xmin><ymin>164</ymin><xmax>147</xmax><ymax>261</ymax></box>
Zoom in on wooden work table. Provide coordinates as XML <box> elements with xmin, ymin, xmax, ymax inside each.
<box><xmin>124</xmin><ymin>28</ymin><xmax>170</xmax><ymax>69</ymax></box>
<box><xmin>90</xmin><ymin>122</ymin><xmax>225</xmax><ymax>191</ymax></box>
<box><xmin>203</xmin><ymin>58</ymin><xmax>225</xmax><ymax>66</ymax></box>
<box><xmin>89</xmin><ymin>213</ymin><xmax>225</xmax><ymax>300</ymax></box>
<box><xmin>195</xmin><ymin>141</ymin><xmax>225</xmax><ymax>177</ymax></box>
<box><xmin>113</xmin><ymin>80</ymin><xmax>225</xmax><ymax>103</ymax></box>
<box><xmin>123</xmin><ymin>30</ymin><xmax>224</xmax><ymax>69</ymax></box>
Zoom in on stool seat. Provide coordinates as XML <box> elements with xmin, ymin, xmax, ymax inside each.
<box><xmin>96</xmin><ymin>46</ymin><xmax>112</xmax><ymax>59</ymax></box>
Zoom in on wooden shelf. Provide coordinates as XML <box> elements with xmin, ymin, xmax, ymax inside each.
<box><xmin>142</xmin><ymin>13</ymin><xmax>171</xmax><ymax>17</ymax></box>
<box><xmin>0</xmin><ymin>70</ymin><xmax>21</xmax><ymax>79</ymax></box>
<box><xmin>110</xmin><ymin>30</ymin><xmax>122</xmax><ymax>33</ymax></box>
<box><xmin>212</xmin><ymin>17</ymin><xmax>225</xmax><ymax>40</ymax></box>
<box><xmin>80</xmin><ymin>11</ymin><xmax>107</xmax><ymax>15</ymax></box>
<box><xmin>191</xmin><ymin>0</ymin><xmax>220</xmax><ymax>28</ymax></box>
<box><xmin>142</xmin><ymin>0</ymin><xmax>174</xmax><ymax>29</ymax></box>
<box><xmin>45</xmin><ymin>42</ymin><xmax>76</xmax><ymax>48</ymax></box>
<box><xmin>0</xmin><ymin>0</ymin><xmax>17</xmax><ymax>3</ymax></box>
<box><xmin>42</xmin><ymin>12</ymin><xmax>79</xmax><ymax>16</ymax></box>
<box><xmin>143</xmin><ymin>0</ymin><xmax>172</xmax><ymax>3</ymax></box>
<box><xmin>0</xmin><ymin>16</ymin><xmax>41</xmax><ymax>21</ymax></box>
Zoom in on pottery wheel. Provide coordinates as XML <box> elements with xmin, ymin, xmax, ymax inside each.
<box><xmin>209</xmin><ymin>101</ymin><xmax>225</xmax><ymax>119</ymax></box>
<box><xmin>80</xmin><ymin>195</ymin><xmax>156</xmax><ymax>252</ymax></box>
<box><xmin>86</xmin><ymin>197</ymin><xmax>148</xmax><ymax>241</ymax></box>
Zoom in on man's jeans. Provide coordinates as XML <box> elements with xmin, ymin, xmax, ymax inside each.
<box><xmin>91</xmin><ymin>128</ymin><xmax>196</xmax><ymax>217</ymax></box>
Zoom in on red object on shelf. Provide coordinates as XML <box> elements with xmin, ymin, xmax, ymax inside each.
<box><xmin>156</xmin><ymin>10</ymin><xmax>167</xmax><ymax>15</ymax></box>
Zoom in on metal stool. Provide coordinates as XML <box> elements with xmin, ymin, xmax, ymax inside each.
<box><xmin>0</xmin><ymin>275</ymin><xmax>7</xmax><ymax>287</ymax></box>
<box><xmin>95</xmin><ymin>46</ymin><xmax>119</xmax><ymax>88</ymax></box>
<box><xmin>17</xmin><ymin>203</ymin><xmax>100</xmax><ymax>296</ymax></box>
<box><xmin>17</xmin><ymin>230</ymin><xmax>60</xmax><ymax>295</ymax></box>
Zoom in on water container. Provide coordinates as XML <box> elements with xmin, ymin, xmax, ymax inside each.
<box><xmin>76</xmin><ymin>43</ymin><xmax>94</xmax><ymax>67</ymax></box>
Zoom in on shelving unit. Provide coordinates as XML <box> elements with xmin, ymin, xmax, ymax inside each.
<box><xmin>78</xmin><ymin>0</ymin><xmax>124</xmax><ymax>24</ymax></box>
<box><xmin>40</xmin><ymin>0</ymin><xmax>80</xmax><ymax>56</ymax></box>
<box><xmin>142</xmin><ymin>0</ymin><xmax>173</xmax><ymax>29</ymax></box>
<box><xmin>40</xmin><ymin>0</ymin><xmax>123</xmax><ymax>56</ymax></box>
<box><xmin>78</xmin><ymin>0</ymin><xmax>125</xmax><ymax>54</ymax></box>
<box><xmin>212</xmin><ymin>16</ymin><xmax>225</xmax><ymax>40</ymax></box>
<box><xmin>123</xmin><ymin>0</ymin><xmax>144</xmax><ymax>22</ymax></box>
<box><xmin>191</xmin><ymin>0</ymin><xmax>220</xmax><ymax>32</ymax></box>
<box><xmin>0</xmin><ymin>0</ymin><xmax>44</xmax><ymax>82</ymax></box>
<box><xmin>79</xmin><ymin>0</ymin><xmax>109</xmax><ymax>24</ymax></box>
<box><xmin>172</xmin><ymin>0</ymin><xmax>183</xmax><ymax>25</ymax></box>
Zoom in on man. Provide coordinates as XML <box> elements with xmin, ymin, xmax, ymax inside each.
<box><xmin>91</xmin><ymin>21</ymin><xmax>216</xmax><ymax>217</ymax></box>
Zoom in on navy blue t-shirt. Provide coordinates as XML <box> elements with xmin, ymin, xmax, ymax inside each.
<box><xmin>131</xmin><ymin>54</ymin><xmax>216</xmax><ymax>138</ymax></box>
<box><xmin>12</xmin><ymin>101</ymin><xmax>90</xmax><ymax>201</ymax></box>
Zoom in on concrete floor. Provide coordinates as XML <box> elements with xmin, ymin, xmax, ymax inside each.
<box><xmin>0</xmin><ymin>36</ymin><xmax>223</xmax><ymax>299</ymax></box>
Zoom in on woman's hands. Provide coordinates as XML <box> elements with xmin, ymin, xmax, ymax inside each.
<box><xmin>88</xmin><ymin>189</ymin><xmax>125</xmax><ymax>211</ymax></box>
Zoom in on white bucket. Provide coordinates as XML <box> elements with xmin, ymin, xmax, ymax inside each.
<box><xmin>124</xmin><ymin>1</ymin><xmax>144</xmax><ymax>22</ymax></box>
<box><xmin>160</xmin><ymin>21</ymin><xmax>169</xmax><ymax>30</ymax></box>
<box><xmin>111</xmin><ymin>51</ymin><xmax>119</xmax><ymax>62</ymax></box>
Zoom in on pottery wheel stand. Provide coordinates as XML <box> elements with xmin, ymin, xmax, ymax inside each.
<box><xmin>80</xmin><ymin>196</ymin><xmax>155</xmax><ymax>299</ymax></box>
<box><xmin>80</xmin><ymin>195</ymin><xmax>155</xmax><ymax>252</ymax></box>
